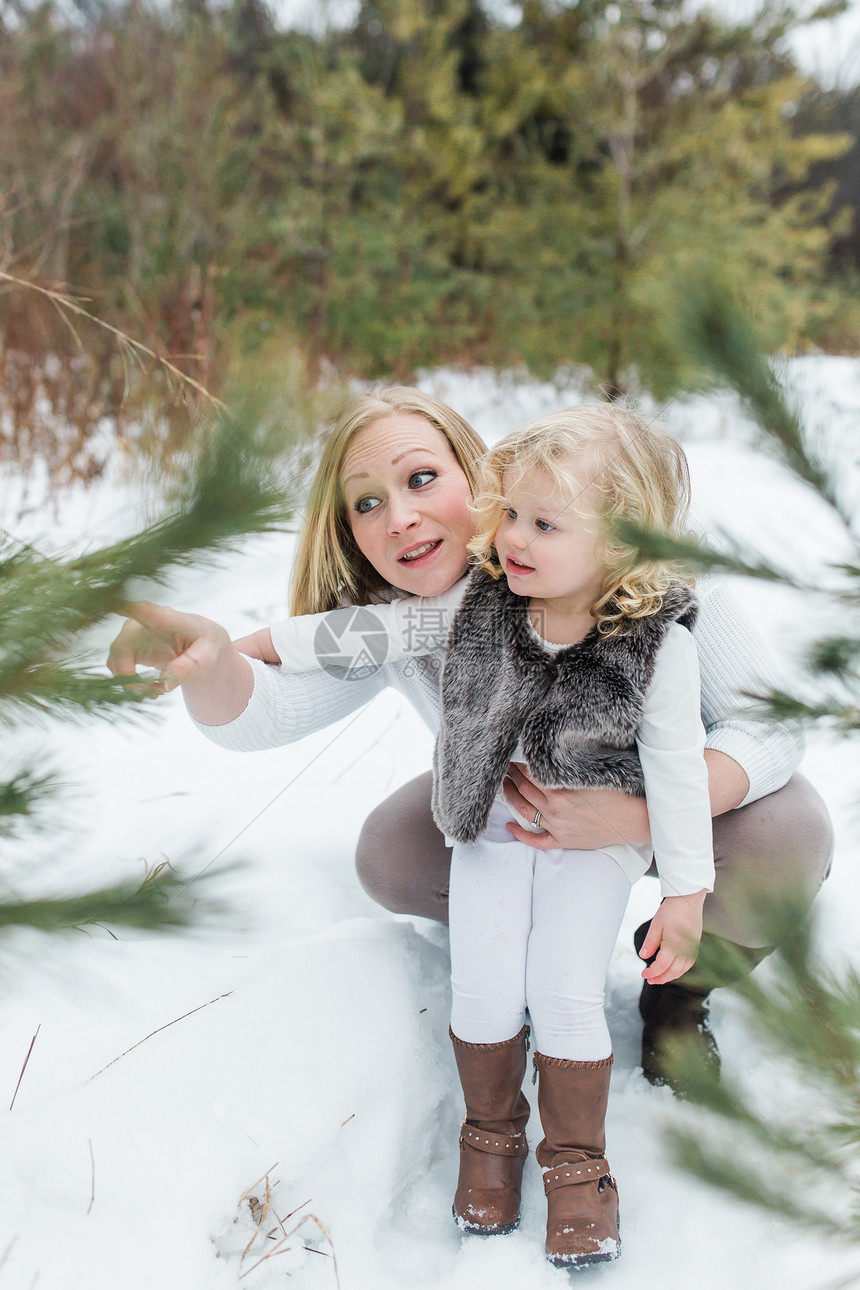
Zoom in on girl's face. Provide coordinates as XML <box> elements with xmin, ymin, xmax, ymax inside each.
<box><xmin>341</xmin><ymin>413</ymin><xmax>476</xmax><ymax>597</ymax></box>
<box><xmin>494</xmin><ymin>464</ymin><xmax>605</xmax><ymax>613</ymax></box>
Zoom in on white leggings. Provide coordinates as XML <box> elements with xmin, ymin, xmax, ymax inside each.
<box><xmin>448</xmin><ymin>806</ymin><xmax>632</xmax><ymax>1061</ymax></box>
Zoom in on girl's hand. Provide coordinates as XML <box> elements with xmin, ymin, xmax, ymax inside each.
<box><xmin>638</xmin><ymin>891</ymin><xmax>707</xmax><ymax>986</ymax></box>
<box><xmin>503</xmin><ymin>764</ymin><xmax>651</xmax><ymax>850</ymax></box>
<box><xmin>232</xmin><ymin>628</ymin><xmax>281</xmax><ymax>664</ymax></box>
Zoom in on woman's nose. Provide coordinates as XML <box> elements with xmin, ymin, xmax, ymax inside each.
<box><xmin>386</xmin><ymin>494</ymin><xmax>421</xmax><ymax>534</ymax></box>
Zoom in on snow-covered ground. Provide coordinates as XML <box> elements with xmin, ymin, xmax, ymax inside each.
<box><xmin>0</xmin><ymin>359</ymin><xmax>858</xmax><ymax>1290</ymax></box>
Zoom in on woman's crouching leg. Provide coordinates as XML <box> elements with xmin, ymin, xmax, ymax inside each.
<box><xmin>705</xmin><ymin>772</ymin><xmax>834</xmax><ymax>950</ymax></box>
<box><xmin>355</xmin><ymin>770</ymin><xmax>452</xmax><ymax>924</ymax></box>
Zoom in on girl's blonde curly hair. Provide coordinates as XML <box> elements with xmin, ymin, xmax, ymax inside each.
<box><xmin>470</xmin><ymin>404</ymin><xmax>697</xmax><ymax>636</ymax></box>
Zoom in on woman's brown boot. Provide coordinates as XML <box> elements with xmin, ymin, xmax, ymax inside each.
<box><xmin>449</xmin><ymin>1026</ymin><xmax>530</xmax><ymax>1235</ymax></box>
<box><xmin>534</xmin><ymin>1052</ymin><xmax>620</xmax><ymax>1268</ymax></box>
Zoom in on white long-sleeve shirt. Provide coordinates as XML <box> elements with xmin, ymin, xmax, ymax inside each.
<box><xmin>192</xmin><ymin>577</ymin><xmax>803</xmax><ymax>814</ymax></box>
<box><xmin>265</xmin><ymin>581</ymin><xmax>713</xmax><ymax>893</ymax></box>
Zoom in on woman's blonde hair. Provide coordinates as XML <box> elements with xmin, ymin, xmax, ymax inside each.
<box><xmin>290</xmin><ymin>387</ymin><xmax>487</xmax><ymax>614</ymax></box>
<box><xmin>470</xmin><ymin>404</ymin><xmax>697</xmax><ymax>636</ymax></box>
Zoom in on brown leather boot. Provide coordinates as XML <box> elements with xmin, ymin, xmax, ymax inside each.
<box><xmin>450</xmin><ymin>1026</ymin><xmax>530</xmax><ymax>1235</ymax></box>
<box><xmin>534</xmin><ymin>1052</ymin><xmax>620</xmax><ymax>1268</ymax></box>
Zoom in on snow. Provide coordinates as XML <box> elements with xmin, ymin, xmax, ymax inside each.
<box><xmin>0</xmin><ymin>357</ymin><xmax>858</xmax><ymax>1289</ymax></box>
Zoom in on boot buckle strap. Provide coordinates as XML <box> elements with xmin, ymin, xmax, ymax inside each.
<box><xmin>542</xmin><ymin>1157</ymin><xmax>612</xmax><ymax>1192</ymax></box>
<box><xmin>459</xmin><ymin>1121</ymin><xmax>528</xmax><ymax>1157</ymax></box>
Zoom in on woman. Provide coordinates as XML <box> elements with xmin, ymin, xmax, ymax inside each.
<box><xmin>108</xmin><ymin>386</ymin><xmax>833</xmax><ymax>1094</ymax></box>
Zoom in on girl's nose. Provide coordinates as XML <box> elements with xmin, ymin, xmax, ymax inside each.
<box><xmin>505</xmin><ymin>523</ymin><xmax>526</xmax><ymax>550</ymax></box>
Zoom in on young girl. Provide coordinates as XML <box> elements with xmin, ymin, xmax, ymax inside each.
<box><xmin>239</xmin><ymin>405</ymin><xmax>714</xmax><ymax>1268</ymax></box>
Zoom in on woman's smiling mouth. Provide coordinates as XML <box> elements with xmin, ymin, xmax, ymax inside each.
<box><xmin>399</xmin><ymin>539</ymin><xmax>442</xmax><ymax>563</ymax></box>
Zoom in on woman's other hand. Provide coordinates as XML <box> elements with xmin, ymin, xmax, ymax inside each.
<box><xmin>107</xmin><ymin>602</ymin><xmax>254</xmax><ymax>723</ymax></box>
<box><xmin>638</xmin><ymin>891</ymin><xmax>707</xmax><ymax>985</ymax></box>
<box><xmin>503</xmin><ymin>751</ymin><xmax>750</xmax><ymax>851</ymax></box>
<box><xmin>502</xmin><ymin>763</ymin><xmax>651</xmax><ymax>850</ymax></box>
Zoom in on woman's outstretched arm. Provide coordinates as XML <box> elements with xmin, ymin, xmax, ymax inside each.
<box><xmin>107</xmin><ymin>602</ymin><xmax>392</xmax><ymax>745</ymax></box>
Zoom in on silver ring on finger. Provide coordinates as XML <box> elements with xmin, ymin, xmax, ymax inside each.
<box><xmin>533</xmin><ymin>809</ymin><xmax>542</xmax><ymax>828</ymax></box>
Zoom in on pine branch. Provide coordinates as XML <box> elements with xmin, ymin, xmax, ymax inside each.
<box><xmin>662</xmin><ymin>898</ymin><xmax>860</xmax><ymax>1242</ymax></box>
<box><xmin>0</xmin><ymin>665</ymin><xmax>146</xmax><ymax>724</ymax></box>
<box><xmin>676</xmin><ymin>274</ymin><xmax>845</xmax><ymax>519</ymax></box>
<box><xmin>0</xmin><ymin>769</ymin><xmax>55</xmax><ymax>835</ymax></box>
<box><xmin>0</xmin><ymin>867</ymin><xmax>222</xmax><ymax>934</ymax></box>
<box><xmin>665</xmin><ymin>1127</ymin><xmax>852</xmax><ymax>1240</ymax></box>
<box><xmin>739</xmin><ymin>688</ymin><xmax>860</xmax><ymax>735</ymax></box>
<box><xmin>0</xmin><ymin>423</ymin><xmax>292</xmax><ymax>657</ymax></box>
<box><xmin>611</xmin><ymin>517</ymin><xmax>823</xmax><ymax>594</ymax></box>
<box><xmin>656</xmin><ymin>280</ymin><xmax>860</xmax><ymax>1248</ymax></box>
<box><xmin>0</xmin><ymin>378</ymin><xmax>304</xmax><ymax>942</ymax></box>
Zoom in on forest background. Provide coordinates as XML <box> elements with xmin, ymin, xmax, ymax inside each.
<box><xmin>2</xmin><ymin>0</ymin><xmax>860</xmax><ymax>487</ymax></box>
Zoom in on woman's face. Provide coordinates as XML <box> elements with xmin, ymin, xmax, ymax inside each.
<box><xmin>340</xmin><ymin>413</ymin><xmax>476</xmax><ymax>596</ymax></box>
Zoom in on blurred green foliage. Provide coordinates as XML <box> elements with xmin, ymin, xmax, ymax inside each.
<box><xmin>0</xmin><ymin>390</ymin><xmax>295</xmax><ymax>938</ymax></box>
<box><xmin>0</xmin><ymin>0</ymin><xmax>856</xmax><ymax>467</ymax></box>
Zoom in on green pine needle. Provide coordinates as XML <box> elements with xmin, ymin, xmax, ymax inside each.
<box><xmin>0</xmin><ymin>867</ymin><xmax>221</xmax><ymax>935</ymax></box>
<box><xmin>0</xmin><ymin>769</ymin><xmax>56</xmax><ymax>836</ymax></box>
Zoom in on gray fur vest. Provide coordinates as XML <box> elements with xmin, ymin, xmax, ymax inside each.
<box><xmin>431</xmin><ymin>569</ymin><xmax>697</xmax><ymax>845</ymax></box>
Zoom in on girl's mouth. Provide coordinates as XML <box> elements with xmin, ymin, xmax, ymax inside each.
<box><xmin>505</xmin><ymin>555</ymin><xmax>535</xmax><ymax>575</ymax></box>
<box><xmin>399</xmin><ymin>539</ymin><xmax>442</xmax><ymax>565</ymax></box>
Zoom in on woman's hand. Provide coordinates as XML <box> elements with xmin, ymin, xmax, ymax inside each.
<box><xmin>503</xmin><ymin>751</ymin><xmax>751</xmax><ymax>850</ymax></box>
<box><xmin>502</xmin><ymin>764</ymin><xmax>651</xmax><ymax>850</ymax></box>
<box><xmin>638</xmin><ymin>891</ymin><xmax>707</xmax><ymax>986</ymax></box>
<box><xmin>107</xmin><ymin>602</ymin><xmax>254</xmax><ymax>723</ymax></box>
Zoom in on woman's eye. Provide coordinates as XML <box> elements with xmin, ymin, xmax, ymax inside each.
<box><xmin>408</xmin><ymin>470</ymin><xmax>437</xmax><ymax>489</ymax></box>
<box><xmin>536</xmin><ymin>519</ymin><xmax>555</xmax><ymax>532</ymax></box>
<box><xmin>354</xmin><ymin>496</ymin><xmax>381</xmax><ymax>515</ymax></box>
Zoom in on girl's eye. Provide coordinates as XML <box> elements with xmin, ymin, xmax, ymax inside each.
<box><xmin>408</xmin><ymin>470</ymin><xmax>437</xmax><ymax>489</ymax></box>
<box><xmin>536</xmin><ymin>519</ymin><xmax>555</xmax><ymax>532</ymax></box>
<box><xmin>505</xmin><ymin>507</ymin><xmax>518</xmax><ymax>520</ymax></box>
<box><xmin>353</xmin><ymin>495</ymin><xmax>382</xmax><ymax>515</ymax></box>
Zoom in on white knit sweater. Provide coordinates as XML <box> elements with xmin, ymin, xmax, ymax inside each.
<box><xmin>191</xmin><ymin>577</ymin><xmax>803</xmax><ymax>808</ymax></box>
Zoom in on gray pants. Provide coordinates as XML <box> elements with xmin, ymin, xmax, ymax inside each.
<box><xmin>355</xmin><ymin>772</ymin><xmax>833</xmax><ymax>950</ymax></box>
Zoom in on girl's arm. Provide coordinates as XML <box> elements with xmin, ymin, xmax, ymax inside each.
<box><xmin>264</xmin><ymin>578</ymin><xmax>468</xmax><ymax>672</ymax></box>
<box><xmin>233</xmin><ymin>627</ymin><xmax>280</xmax><ymax>663</ymax></box>
<box><xmin>634</xmin><ymin>623</ymin><xmax>715</xmax><ymax>986</ymax></box>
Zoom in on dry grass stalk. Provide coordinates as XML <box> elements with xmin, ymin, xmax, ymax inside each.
<box><xmin>87</xmin><ymin>1139</ymin><xmax>95</xmax><ymax>1216</ymax></box>
<box><xmin>0</xmin><ymin>272</ymin><xmax>225</xmax><ymax>411</ymax></box>
<box><xmin>236</xmin><ymin>1168</ymin><xmax>339</xmax><ymax>1288</ymax></box>
<box><xmin>9</xmin><ymin>1024</ymin><xmax>41</xmax><ymax>1111</ymax></box>
<box><xmin>88</xmin><ymin>992</ymin><xmax>232</xmax><ymax>1080</ymax></box>
<box><xmin>239</xmin><ymin>1215</ymin><xmax>340</xmax><ymax>1287</ymax></box>
<box><xmin>0</xmin><ymin>1238</ymin><xmax>18</xmax><ymax>1275</ymax></box>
